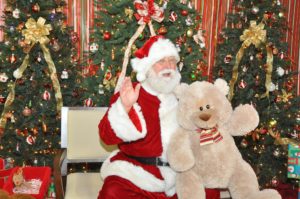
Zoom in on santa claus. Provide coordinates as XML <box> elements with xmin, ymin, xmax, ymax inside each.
<box><xmin>98</xmin><ymin>35</ymin><xmax>220</xmax><ymax>199</ymax></box>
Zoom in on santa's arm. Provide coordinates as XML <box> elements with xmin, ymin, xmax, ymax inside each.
<box><xmin>98</xmin><ymin>94</ymin><xmax>147</xmax><ymax>145</ymax></box>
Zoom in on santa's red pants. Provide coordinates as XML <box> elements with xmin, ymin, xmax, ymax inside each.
<box><xmin>98</xmin><ymin>176</ymin><xmax>220</xmax><ymax>199</ymax></box>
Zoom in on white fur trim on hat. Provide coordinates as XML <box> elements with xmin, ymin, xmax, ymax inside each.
<box><xmin>131</xmin><ymin>38</ymin><xmax>180</xmax><ymax>82</ymax></box>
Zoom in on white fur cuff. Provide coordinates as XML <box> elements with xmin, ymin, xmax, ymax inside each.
<box><xmin>107</xmin><ymin>99</ymin><xmax>147</xmax><ymax>142</ymax></box>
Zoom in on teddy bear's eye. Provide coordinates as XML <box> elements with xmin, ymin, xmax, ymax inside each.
<box><xmin>199</xmin><ymin>107</ymin><xmax>203</xmax><ymax>111</ymax></box>
<box><xmin>206</xmin><ymin>105</ymin><xmax>210</xmax><ymax>109</ymax></box>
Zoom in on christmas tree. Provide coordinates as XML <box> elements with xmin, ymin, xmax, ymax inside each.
<box><xmin>83</xmin><ymin>0</ymin><xmax>206</xmax><ymax>106</ymax></box>
<box><xmin>213</xmin><ymin>0</ymin><xmax>300</xmax><ymax>187</ymax></box>
<box><xmin>0</xmin><ymin>0</ymin><xmax>81</xmax><ymax>166</ymax></box>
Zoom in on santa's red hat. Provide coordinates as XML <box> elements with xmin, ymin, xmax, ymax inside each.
<box><xmin>131</xmin><ymin>35</ymin><xmax>180</xmax><ymax>82</ymax></box>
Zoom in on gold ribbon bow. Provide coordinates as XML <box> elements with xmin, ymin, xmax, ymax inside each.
<box><xmin>240</xmin><ymin>21</ymin><xmax>266</xmax><ymax>48</ymax></box>
<box><xmin>22</xmin><ymin>17</ymin><xmax>52</xmax><ymax>45</ymax></box>
<box><xmin>0</xmin><ymin>17</ymin><xmax>63</xmax><ymax>135</ymax></box>
<box><xmin>228</xmin><ymin>20</ymin><xmax>273</xmax><ymax>100</ymax></box>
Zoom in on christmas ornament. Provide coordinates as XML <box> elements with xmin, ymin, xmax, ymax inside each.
<box><xmin>16</xmin><ymin>142</ymin><xmax>20</xmax><ymax>152</ymax></box>
<box><xmin>99</xmin><ymin>84</ymin><xmax>104</xmax><ymax>94</ymax></box>
<box><xmin>268</xmin><ymin>82</ymin><xmax>276</xmax><ymax>92</ymax></box>
<box><xmin>240</xmin><ymin>139</ymin><xmax>248</xmax><ymax>148</ymax></box>
<box><xmin>26</xmin><ymin>135</ymin><xmax>36</xmax><ymax>145</ymax></box>
<box><xmin>249</xmin><ymin>55</ymin><xmax>254</xmax><ymax>61</ymax></box>
<box><xmin>56</xmin><ymin>6</ymin><xmax>63</xmax><ymax>13</ymax></box>
<box><xmin>181</xmin><ymin>10</ymin><xmax>188</xmax><ymax>16</ymax></box>
<box><xmin>169</xmin><ymin>11</ymin><xmax>178</xmax><ymax>22</ymax></box>
<box><xmin>32</xmin><ymin>3</ymin><xmax>40</xmax><ymax>12</ymax></box>
<box><xmin>271</xmin><ymin>176</ymin><xmax>279</xmax><ymax>187</ymax></box>
<box><xmin>186</xmin><ymin>29</ymin><xmax>193</xmax><ymax>37</ymax></box>
<box><xmin>61</xmin><ymin>69</ymin><xmax>69</xmax><ymax>79</ymax></box>
<box><xmin>111</xmin><ymin>48</ymin><xmax>115</xmax><ymax>60</ymax></box>
<box><xmin>138</xmin><ymin>33</ymin><xmax>144</xmax><ymax>40</ymax></box>
<box><xmin>158</xmin><ymin>26</ymin><xmax>167</xmax><ymax>35</ymax></box>
<box><xmin>188</xmin><ymin>2</ymin><xmax>193</xmax><ymax>9</ymax></box>
<box><xmin>218</xmin><ymin>69</ymin><xmax>224</xmax><ymax>77</ymax></box>
<box><xmin>255</xmin><ymin>75</ymin><xmax>260</xmax><ymax>85</ymax></box>
<box><xmin>242</xmin><ymin>65</ymin><xmax>248</xmax><ymax>72</ymax></box>
<box><xmin>251</xmin><ymin>6</ymin><xmax>259</xmax><ymax>14</ymax></box>
<box><xmin>193</xmin><ymin>29</ymin><xmax>205</xmax><ymax>48</ymax></box>
<box><xmin>279</xmin><ymin>51</ymin><xmax>284</xmax><ymax>59</ymax></box>
<box><xmin>71</xmin><ymin>32</ymin><xmax>78</xmax><ymax>43</ymax></box>
<box><xmin>273</xmin><ymin>148</ymin><xmax>280</xmax><ymax>157</ymax></box>
<box><xmin>276</xmin><ymin>67</ymin><xmax>284</xmax><ymax>76</ymax></box>
<box><xmin>42</xmin><ymin>90</ymin><xmax>51</xmax><ymax>100</ymax></box>
<box><xmin>0</xmin><ymin>73</ymin><xmax>8</xmax><ymax>82</ymax></box>
<box><xmin>51</xmin><ymin>39</ymin><xmax>60</xmax><ymax>52</ymax></box>
<box><xmin>269</xmin><ymin>118</ymin><xmax>277</xmax><ymax>127</ymax></box>
<box><xmin>103</xmin><ymin>31</ymin><xmax>111</xmax><ymax>40</ymax></box>
<box><xmin>12</xmin><ymin>8</ymin><xmax>20</xmax><ymax>19</ymax></box>
<box><xmin>37</xmin><ymin>53</ymin><xmax>42</xmax><ymax>62</ymax></box>
<box><xmin>22</xmin><ymin>106</ymin><xmax>32</xmax><ymax>116</ymax></box>
<box><xmin>224</xmin><ymin>54</ymin><xmax>232</xmax><ymax>64</ymax></box>
<box><xmin>42</xmin><ymin>122</ymin><xmax>47</xmax><ymax>132</ymax></box>
<box><xmin>278</xmin><ymin>12</ymin><xmax>284</xmax><ymax>18</ymax></box>
<box><xmin>272</xmin><ymin>47</ymin><xmax>278</xmax><ymax>55</ymax></box>
<box><xmin>238</xmin><ymin>79</ymin><xmax>247</xmax><ymax>89</ymax></box>
<box><xmin>264</xmin><ymin>11</ymin><xmax>273</xmax><ymax>20</ymax></box>
<box><xmin>84</xmin><ymin>98</ymin><xmax>93</xmax><ymax>107</ymax></box>
<box><xmin>185</xmin><ymin>16</ymin><xmax>193</xmax><ymax>26</ymax></box>
<box><xmin>100</xmin><ymin>59</ymin><xmax>105</xmax><ymax>70</ymax></box>
<box><xmin>0</xmin><ymin>95</ymin><xmax>5</xmax><ymax>104</ymax></box>
<box><xmin>256</xmin><ymin>52</ymin><xmax>263</xmax><ymax>60</ymax></box>
<box><xmin>9</xmin><ymin>53</ymin><xmax>17</xmax><ymax>63</ymax></box>
<box><xmin>89</xmin><ymin>43</ymin><xmax>99</xmax><ymax>53</ymax></box>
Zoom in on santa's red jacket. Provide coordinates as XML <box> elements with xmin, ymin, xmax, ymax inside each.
<box><xmin>99</xmin><ymin>82</ymin><xmax>179</xmax><ymax>196</ymax></box>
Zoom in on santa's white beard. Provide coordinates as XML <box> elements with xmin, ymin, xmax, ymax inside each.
<box><xmin>145</xmin><ymin>68</ymin><xmax>181</xmax><ymax>94</ymax></box>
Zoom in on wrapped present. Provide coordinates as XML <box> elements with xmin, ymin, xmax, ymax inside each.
<box><xmin>1</xmin><ymin>166</ymin><xmax>51</xmax><ymax>199</ymax></box>
<box><xmin>287</xmin><ymin>144</ymin><xmax>300</xmax><ymax>199</ymax></box>
<box><xmin>288</xmin><ymin>144</ymin><xmax>300</xmax><ymax>179</ymax></box>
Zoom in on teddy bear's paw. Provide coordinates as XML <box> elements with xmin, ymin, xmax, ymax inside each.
<box><xmin>247</xmin><ymin>189</ymin><xmax>282</xmax><ymax>199</ymax></box>
<box><xmin>234</xmin><ymin>104</ymin><xmax>259</xmax><ymax>132</ymax></box>
<box><xmin>170</xmin><ymin>155</ymin><xmax>195</xmax><ymax>172</ymax></box>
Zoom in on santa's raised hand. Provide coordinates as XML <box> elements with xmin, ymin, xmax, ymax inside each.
<box><xmin>120</xmin><ymin>77</ymin><xmax>141</xmax><ymax>112</ymax></box>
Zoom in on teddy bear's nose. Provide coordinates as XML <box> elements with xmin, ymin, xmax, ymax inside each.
<box><xmin>199</xmin><ymin>113</ymin><xmax>211</xmax><ymax>121</ymax></box>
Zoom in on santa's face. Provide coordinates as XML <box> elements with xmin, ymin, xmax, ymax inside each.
<box><xmin>152</xmin><ymin>56</ymin><xmax>178</xmax><ymax>77</ymax></box>
<box><xmin>145</xmin><ymin>58</ymin><xmax>181</xmax><ymax>94</ymax></box>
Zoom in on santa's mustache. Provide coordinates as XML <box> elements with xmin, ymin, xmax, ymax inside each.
<box><xmin>158</xmin><ymin>69</ymin><xmax>176</xmax><ymax>78</ymax></box>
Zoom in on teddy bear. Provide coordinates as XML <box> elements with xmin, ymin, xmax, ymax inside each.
<box><xmin>167</xmin><ymin>79</ymin><xmax>281</xmax><ymax>199</ymax></box>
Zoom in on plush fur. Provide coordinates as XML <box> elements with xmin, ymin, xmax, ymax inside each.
<box><xmin>167</xmin><ymin>79</ymin><xmax>281</xmax><ymax>199</ymax></box>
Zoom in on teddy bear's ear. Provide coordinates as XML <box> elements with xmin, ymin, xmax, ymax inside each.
<box><xmin>214</xmin><ymin>78</ymin><xmax>229</xmax><ymax>96</ymax></box>
<box><xmin>173</xmin><ymin>83</ymin><xmax>189</xmax><ymax>98</ymax></box>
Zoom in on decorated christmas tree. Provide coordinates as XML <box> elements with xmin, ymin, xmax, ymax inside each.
<box><xmin>0</xmin><ymin>0</ymin><xmax>81</xmax><ymax>166</ymax></box>
<box><xmin>83</xmin><ymin>0</ymin><xmax>206</xmax><ymax>106</ymax></box>
<box><xmin>213</xmin><ymin>0</ymin><xmax>300</xmax><ymax>188</ymax></box>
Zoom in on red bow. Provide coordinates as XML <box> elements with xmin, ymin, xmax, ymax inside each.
<box><xmin>134</xmin><ymin>0</ymin><xmax>164</xmax><ymax>24</ymax></box>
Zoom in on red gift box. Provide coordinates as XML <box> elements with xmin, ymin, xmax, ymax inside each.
<box><xmin>1</xmin><ymin>166</ymin><xmax>51</xmax><ymax>199</ymax></box>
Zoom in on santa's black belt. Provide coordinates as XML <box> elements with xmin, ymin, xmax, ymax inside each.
<box><xmin>125</xmin><ymin>154</ymin><xmax>170</xmax><ymax>167</ymax></box>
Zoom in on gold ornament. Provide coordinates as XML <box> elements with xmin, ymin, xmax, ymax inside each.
<box><xmin>269</xmin><ymin>118</ymin><xmax>277</xmax><ymax>127</ymax></box>
<box><xmin>187</xmin><ymin>29</ymin><xmax>194</xmax><ymax>37</ymax></box>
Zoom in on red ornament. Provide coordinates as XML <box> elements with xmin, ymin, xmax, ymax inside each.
<box><xmin>103</xmin><ymin>32</ymin><xmax>111</xmax><ymax>40</ymax></box>
<box><xmin>238</xmin><ymin>79</ymin><xmax>247</xmax><ymax>89</ymax></box>
<box><xmin>105</xmin><ymin>71</ymin><xmax>112</xmax><ymax>80</ymax></box>
<box><xmin>0</xmin><ymin>95</ymin><xmax>6</xmax><ymax>104</ymax></box>
<box><xmin>84</xmin><ymin>98</ymin><xmax>93</xmax><ymax>107</ymax></box>
<box><xmin>279</xmin><ymin>52</ymin><xmax>285</xmax><ymax>60</ymax></box>
<box><xmin>26</xmin><ymin>135</ymin><xmax>36</xmax><ymax>145</ymax></box>
<box><xmin>158</xmin><ymin>26</ymin><xmax>167</xmax><ymax>35</ymax></box>
<box><xmin>169</xmin><ymin>11</ymin><xmax>178</xmax><ymax>22</ymax></box>
<box><xmin>32</xmin><ymin>3</ymin><xmax>40</xmax><ymax>12</ymax></box>
<box><xmin>181</xmin><ymin>10</ymin><xmax>188</xmax><ymax>16</ymax></box>
<box><xmin>264</xmin><ymin>11</ymin><xmax>273</xmax><ymax>20</ymax></box>
<box><xmin>218</xmin><ymin>69</ymin><xmax>224</xmax><ymax>77</ymax></box>
<box><xmin>42</xmin><ymin>90</ymin><xmax>51</xmax><ymax>100</ymax></box>
<box><xmin>71</xmin><ymin>32</ymin><xmax>79</xmax><ymax>43</ymax></box>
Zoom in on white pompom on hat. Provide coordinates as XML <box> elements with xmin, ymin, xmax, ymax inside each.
<box><xmin>131</xmin><ymin>35</ymin><xmax>180</xmax><ymax>82</ymax></box>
